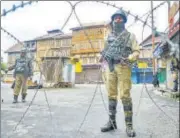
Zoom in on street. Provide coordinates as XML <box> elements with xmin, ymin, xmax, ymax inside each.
<box><xmin>1</xmin><ymin>83</ymin><xmax>179</xmax><ymax>138</ymax></box>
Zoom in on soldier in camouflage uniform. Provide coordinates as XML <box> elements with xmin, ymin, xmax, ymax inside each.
<box><xmin>100</xmin><ymin>9</ymin><xmax>140</xmax><ymax>137</ymax></box>
<box><xmin>8</xmin><ymin>48</ymin><xmax>33</xmax><ymax>103</ymax></box>
<box><xmin>170</xmin><ymin>53</ymin><xmax>179</xmax><ymax>92</ymax></box>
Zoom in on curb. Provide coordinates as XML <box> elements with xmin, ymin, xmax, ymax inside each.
<box><xmin>153</xmin><ymin>88</ymin><xmax>179</xmax><ymax>101</ymax></box>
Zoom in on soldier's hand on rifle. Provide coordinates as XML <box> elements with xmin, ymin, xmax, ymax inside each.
<box><xmin>8</xmin><ymin>67</ymin><xmax>11</xmax><ymax>71</ymax></box>
<box><xmin>128</xmin><ymin>51</ymin><xmax>139</xmax><ymax>62</ymax></box>
<box><xmin>8</xmin><ymin>65</ymin><xmax>15</xmax><ymax>71</ymax></box>
<box><xmin>120</xmin><ymin>57</ymin><xmax>131</xmax><ymax>66</ymax></box>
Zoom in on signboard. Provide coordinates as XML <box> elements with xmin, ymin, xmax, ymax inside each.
<box><xmin>75</xmin><ymin>61</ymin><xmax>82</xmax><ymax>73</ymax></box>
<box><xmin>138</xmin><ymin>62</ymin><xmax>148</xmax><ymax>68</ymax></box>
<box><xmin>153</xmin><ymin>45</ymin><xmax>163</xmax><ymax>58</ymax></box>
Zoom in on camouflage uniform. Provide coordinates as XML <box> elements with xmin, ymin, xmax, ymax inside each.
<box><xmin>100</xmin><ymin>9</ymin><xmax>140</xmax><ymax>137</ymax></box>
<box><xmin>101</xmin><ymin>59</ymin><xmax>108</xmax><ymax>88</ymax></box>
<box><xmin>8</xmin><ymin>48</ymin><xmax>33</xmax><ymax>103</ymax></box>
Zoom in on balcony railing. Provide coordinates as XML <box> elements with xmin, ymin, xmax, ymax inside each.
<box><xmin>71</xmin><ymin>48</ymin><xmax>101</xmax><ymax>54</ymax></box>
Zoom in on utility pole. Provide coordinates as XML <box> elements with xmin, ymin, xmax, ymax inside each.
<box><xmin>151</xmin><ymin>1</ymin><xmax>156</xmax><ymax>75</ymax></box>
<box><xmin>166</xmin><ymin>1</ymin><xmax>171</xmax><ymax>89</ymax></box>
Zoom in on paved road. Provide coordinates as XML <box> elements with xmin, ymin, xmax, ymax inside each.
<box><xmin>1</xmin><ymin>83</ymin><xmax>179</xmax><ymax>138</ymax></box>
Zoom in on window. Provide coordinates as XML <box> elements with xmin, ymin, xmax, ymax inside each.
<box><xmin>68</xmin><ymin>39</ymin><xmax>71</xmax><ymax>45</ymax></box>
<box><xmin>62</xmin><ymin>39</ymin><xmax>69</xmax><ymax>46</ymax></box>
<box><xmin>89</xmin><ymin>57</ymin><xmax>95</xmax><ymax>64</ymax></box>
<box><xmin>39</xmin><ymin>51</ymin><xmax>45</xmax><ymax>58</ymax></box>
<box><xmin>95</xmin><ymin>57</ymin><xmax>100</xmax><ymax>63</ymax></box>
<box><xmin>32</xmin><ymin>42</ymin><xmax>35</xmax><ymax>46</ymax></box>
<box><xmin>26</xmin><ymin>43</ymin><xmax>30</xmax><ymax>48</ymax></box>
<box><xmin>82</xmin><ymin>57</ymin><xmax>88</xmax><ymax>64</ymax></box>
<box><xmin>57</xmin><ymin>40</ymin><xmax>61</xmax><ymax>47</ymax></box>
<box><xmin>76</xmin><ymin>44</ymin><xmax>80</xmax><ymax>50</ymax></box>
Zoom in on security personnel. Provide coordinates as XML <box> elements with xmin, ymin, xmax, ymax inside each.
<box><xmin>100</xmin><ymin>9</ymin><xmax>140</xmax><ymax>137</ymax></box>
<box><xmin>170</xmin><ymin>53</ymin><xmax>179</xmax><ymax>92</ymax></box>
<box><xmin>8</xmin><ymin>48</ymin><xmax>33</xmax><ymax>103</ymax></box>
<box><xmin>152</xmin><ymin>72</ymin><xmax>160</xmax><ymax>88</ymax></box>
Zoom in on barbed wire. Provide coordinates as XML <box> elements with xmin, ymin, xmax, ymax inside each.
<box><xmin>1</xmin><ymin>27</ymin><xmax>23</xmax><ymax>45</ymax></box>
<box><xmin>1</xmin><ymin>1</ymin><xmax>38</xmax><ymax>17</ymax></box>
<box><xmin>139</xmin><ymin>1</ymin><xmax>167</xmax><ymax>20</ymax></box>
<box><xmin>96</xmin><ymin>1</ymin><xmax>152</xmax><ymax>28</ymax></box>
<box><xmin>74</xmin><ymin>1</ymin><xmax>178</xmax><ymax>137</ymax></box>
<box><xmin>1</xmin><ymin>28</ymin><xmax>56</xmax><ymax>138</ymax></box>
<box><xmin>1</xmin><ymin>1</ymin><xmax>178</xmax><ymax>138</ymax></box>
<box><xmin>141</xmin><ymin>12</ymin><xmax>178</xmax><ymax>127</ymax></box>
<box><xmin>74</xmin><ymin>67</ymin><xmax>102</xmax><ymax>138</ymax></box>
<box><xmin>3</xmin><ymin>1</ymin><xmax>78</xmax><ymax>137</ymax></box>
<box><xmin>67</xmin><ymin>1</ymin><xmax>149</xmax><ymax>135</ymax></box>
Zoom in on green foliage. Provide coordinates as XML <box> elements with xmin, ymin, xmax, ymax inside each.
<box><xmin>1</xmin><ymin>62</ymin><xmax>7</xmax><ymax>71</ymax></box>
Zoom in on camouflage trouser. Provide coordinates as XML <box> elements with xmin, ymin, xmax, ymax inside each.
<box><xmin>106</xmin><ymin>64</ymin><xmax>133</xmax><ymax>127</ymax></box>
<box><xmin>102</xmin><ymin>70</ymin><xmax>108</xmax><ymax>89</ymax></box>
<box><xmin>14</xmin><ymin>74</ymin><xmax>28</xmax><ymax>96</ymax></box>
<box><xmin>172</xmin><ymin>70</ymin><xmax>179</xmax><ymax>91</ymax></box>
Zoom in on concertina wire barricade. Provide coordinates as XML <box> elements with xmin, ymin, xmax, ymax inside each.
<box><xmin>1</xmin><ymin>1</ymin><xmax>179</xmax><ymax>138</ymax></box>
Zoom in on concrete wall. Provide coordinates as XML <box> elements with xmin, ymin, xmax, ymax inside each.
<box><xmin>166</xmin><ymin>57</ymin><xmax>174</xmax><ymax>90</ymax></box>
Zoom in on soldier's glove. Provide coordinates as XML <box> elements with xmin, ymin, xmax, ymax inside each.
<box><xmin>7</xmin><ymin>67</ymin><xmax>10</xmax><ymax>71</ymax></box>
<box><xmin>128</xmin><ymin>51</ymin><xmax>139</xmax><ymax>62</ymax></box>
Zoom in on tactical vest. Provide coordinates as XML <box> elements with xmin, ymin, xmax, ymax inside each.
<box><xmin>101</xmin><ymin>29</ymin><xmax>132</xmax><ymax>61</ymax></box>
<box><xmin>15</xmin><ymin>58</ymin><xmax>28</xmax><ymax>74</ymax></box>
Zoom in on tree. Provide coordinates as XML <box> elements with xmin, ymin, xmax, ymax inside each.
<box><xmin>1</xmin><ymin>62</ymin><xmax>7</xmax><ymax>71</ymax></box>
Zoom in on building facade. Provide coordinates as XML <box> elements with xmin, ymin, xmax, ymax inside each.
<box><xmin>35</xmin><ymin>29</ymin><xmax>72</xmax><ymax>84</ymax></box>
<box><xmin>70</xmin><ymin>22</ymin><xmax>108</xmax><ymax>83</ymax></box>
<box><xmin>136</xmin><ymin>34</ymin><xmax>165</xmax><ymax>84</ymax></box>
<box><xmin>5</xmin><ymin>40</ymin><xmax>36</xmax><ymax>68</ymax></box>
<box><xmin>153</xmin><ymin>1</ymin><xmax>179</xmax><ymax>90</ymax></box>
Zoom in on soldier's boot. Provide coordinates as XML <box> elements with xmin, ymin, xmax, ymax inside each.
<box><xmin>122</xmin><ymin>98</ymin><xmax>136</xmax><ymax>137</ymax></box>
<box><xmin>13</xmin><ymin>95</ymin><xmax>18</xmax><ymax>104</ymax></box>
<box><xmin>101</xmin><ymin>115</ymin><xmax>117</xmax><ymax>132</ymax></box>
<box><xmin>101</xmin><ymin>99</ymin><xmax>117</xmax><ymax>132</ymax></box>
<box><xmin>22</xmin><ymin>94</ymin><xmax>27</xmax><ymax>103</ymax></box>
<box><xmin>126</xmin><ymin>124</ymin><xmax>136</xmax><ymax>137</ymax></box>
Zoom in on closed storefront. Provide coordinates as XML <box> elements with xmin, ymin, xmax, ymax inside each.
<box><xmin>138</xmin><ymin>68</ymin><xmax>153</xmax><ymax>84</ymax></box>
<box><xmin>75</xmin><ymin>65</ymin><xmax>101</xmax><ymax>84</ymax></box>
<box><xmin>42</xmin><ymin>57</ymin><xmax>64</xmax><ymax>83</ymax></box>
<box><xmin>71</xmin><ymin>22</ymin><xmax>107</xmax><ymax>84</ymax></box>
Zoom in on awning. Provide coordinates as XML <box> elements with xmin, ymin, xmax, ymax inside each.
<box><xmin>153</xmin><ymin>43</ymin><xmax>163</xmax><ymax>58</ymax></box>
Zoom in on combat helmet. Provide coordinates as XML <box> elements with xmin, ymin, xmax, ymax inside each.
<box><xmin>111</xmin><ymin>9</ymin><xmax>128</xmax><ymax>23</ymax></box>
<box><xmin>21</xmin><ymin>47</ymin><xmax>27</xmax><ymax>53</ymax></box>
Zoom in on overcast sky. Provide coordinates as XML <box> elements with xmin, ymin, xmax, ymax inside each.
<box><xmin>1</xmin><ymin>1</ymin><xmax>171</xmax><ymax>62</ymax></box>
